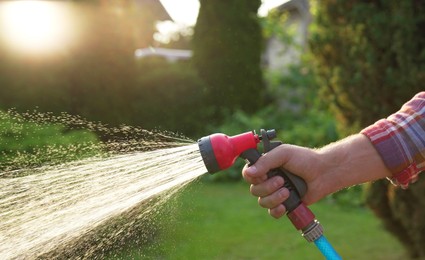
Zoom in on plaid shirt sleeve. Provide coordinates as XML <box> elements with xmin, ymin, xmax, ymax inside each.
<box><xmin>361</xmin><ymin>92</ymin><xmax>425</xmax><ymax>188</ymax></box>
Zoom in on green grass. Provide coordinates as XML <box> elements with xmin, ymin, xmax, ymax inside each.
<box><xmin>110</xmin><ymin>181</ymin><xmax>406</xmax><ymax>259</ymax></box>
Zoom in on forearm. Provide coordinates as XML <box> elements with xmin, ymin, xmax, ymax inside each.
<box><xmin>317</xmin><ymin>134</ymin><xmax>392</xmax><ymax>193</ymax></box>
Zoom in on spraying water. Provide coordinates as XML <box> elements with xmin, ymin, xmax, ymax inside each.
<box><xmin>0</xmin><ymin>145</ymin><xmax>206</xmax><ymax>259</ymax></box>
<box><xmin>0</xmin><ymin>110</ymin><xmax>208</xmax><ymax>259</ymax></box>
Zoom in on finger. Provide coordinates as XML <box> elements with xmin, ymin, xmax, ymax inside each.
<box><xmin>249</xmin><ymin>176</ymin><xmax>284</xmax><ymax>197</ymax></box>
<box><xmin>269</xmin><ymin>204</ymin><xmax>286</xmax><ymax>219</ymax></box>
<box><xmin>258</xmin><ymin>187</ymin><xmax>289</xmax><ymax>209</ymax></box>
<box><xmin>242</xmin><ymin>164</ymin><xmax>268</xmax><ymax>184</ymax></box>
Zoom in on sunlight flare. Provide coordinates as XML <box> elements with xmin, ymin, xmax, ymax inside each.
<box><xmin>0</xmin><ymin>1</ymin><xmax>76</xmax><ymax>55</ymax></box>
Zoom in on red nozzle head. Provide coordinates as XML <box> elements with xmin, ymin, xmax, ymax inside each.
<box><xmin>198</xmin><ymin>131</ymin><xmax>260</xmax><ymax>173</ymax></box>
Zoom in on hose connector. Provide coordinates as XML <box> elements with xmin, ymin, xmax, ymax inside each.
<box><xmin>287</xmin><ymin>202</ymin><xmax>323</xmax><ymax>242</ymax></box>
<box><xmin>302</xmin><ymin>220</ymin><xmax>324</xmax><ymax>242</ymax></box>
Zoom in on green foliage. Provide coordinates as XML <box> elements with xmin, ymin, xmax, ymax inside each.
<box><xmin>260</xmin><ymin>8</ymin><xmax>300</xmax><ymax>53</ymax></box>
<box><xmin>192</xmin><ymin>0</ymin><xmax>264</xmax><ymax>120</ymax></box>
<box><xmin>130</xmin><ymin>58</ymin><xmax>208</xmax><ymax>137</ymax></box>
<box><xmin>310</xmin><ymin>0</ymin><xmax>424</xmax><ymax>133</ymax></box>
<box><xmin>0</xmin><ymin>110</ymin><xmax>100</xmax><ymax>172</ymax></box>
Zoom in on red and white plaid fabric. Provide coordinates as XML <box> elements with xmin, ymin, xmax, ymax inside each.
<box><xmin>361</xmin><ymin>92</ymin><xmax>425</xmax><ymax>188</ymax></box>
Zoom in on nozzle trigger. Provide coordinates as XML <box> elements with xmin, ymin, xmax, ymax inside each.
<box><xmin>240</xmin><ymin>148</ymin><xmax>261</xmax><ymax>166</ymax></box>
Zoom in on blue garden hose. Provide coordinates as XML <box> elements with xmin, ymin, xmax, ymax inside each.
<box><xmin>314</xmin><ymin>235</ymin><xmax>342</xmax><ymax>260</ymax></box>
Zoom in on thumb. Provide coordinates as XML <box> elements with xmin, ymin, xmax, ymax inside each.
<box><xmin>252</xmin><ymin>144</ymin><xmax>318</xmax><ymax>181</ymax></box>
<box><xmin>245</xmin><ymin>144</ymin><xmax>293</xmax><ymax>177</ymax></box>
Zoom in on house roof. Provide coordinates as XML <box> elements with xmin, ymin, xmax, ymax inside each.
<box><xmin>98</xmin><ymin>0</ymin><xmax>172</xmax><ymax>21</ymax></box>
<box><xmin>134</xmin><ymin>0</ymin><xmax>172</xmax><ymax>21</ymax></box>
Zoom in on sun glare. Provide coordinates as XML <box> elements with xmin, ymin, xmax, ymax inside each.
<box><xmin>0</xmin><ymin>1</ymin><xmax>75</xmax><ymax>56</ymax></box>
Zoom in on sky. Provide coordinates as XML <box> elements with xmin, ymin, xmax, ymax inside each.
<box><xmin>159</xmin><ymin>0</ymin><xmax>290</xmax><ymax>26</ymax></box>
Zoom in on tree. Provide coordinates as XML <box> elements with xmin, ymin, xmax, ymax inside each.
<box><xmin>192</xmin><ymin>0</ymin><xmax>264</xmax><ymax>121</ymax></box>
<box><xmin>310</xmin><ymin>0</ymin><xmax>425</xmax><ymax>257</ymax></box>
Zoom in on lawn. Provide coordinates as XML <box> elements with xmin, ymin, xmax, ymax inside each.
<box><xmin>110</xmin><ymin>180</ymin><xmax>406</xmax><ymax>259</ymax></box>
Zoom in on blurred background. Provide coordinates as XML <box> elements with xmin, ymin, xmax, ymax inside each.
<box><xmin>0</xmin><ymin>0</ymin><xmax>424</xmax><ymax>259</ymax></box>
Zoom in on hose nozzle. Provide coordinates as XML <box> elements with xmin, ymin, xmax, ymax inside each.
<box><xmin>197</xmin><ymin>131</ymin><xmax>260</xmax><ymax>173</ymax></box>
<box><xmin>197</xmin><ymin>129</ymin><xmax>320</xmax><ymax>242</ymax></box>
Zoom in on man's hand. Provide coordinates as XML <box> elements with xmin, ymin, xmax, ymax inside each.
<box><xmin>242</xmin><ymin>134</ymin><xmax>391</xmax><ymax>219</ymax></box>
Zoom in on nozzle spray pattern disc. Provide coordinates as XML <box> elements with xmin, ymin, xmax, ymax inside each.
<box><xmin>197</xmin><ymin>136</ymin><xmax>220</xmax><ymax>173</ymax></box>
